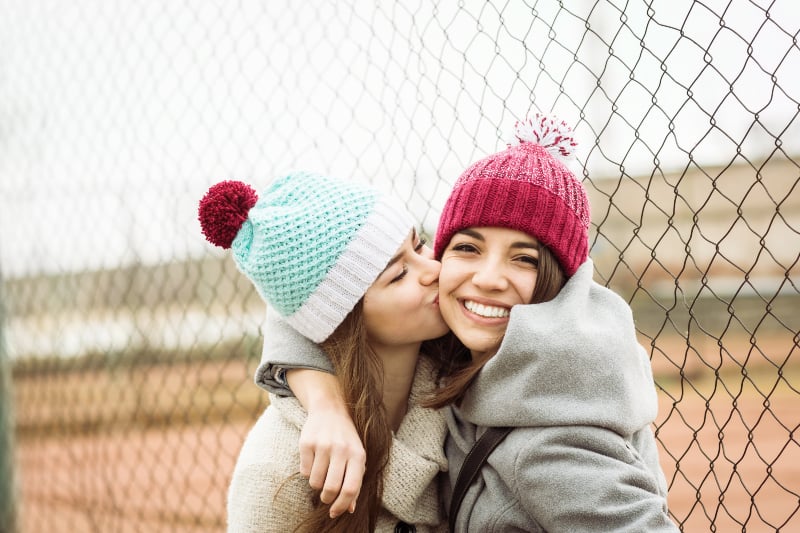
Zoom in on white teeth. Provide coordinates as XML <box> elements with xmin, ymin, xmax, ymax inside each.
<box><xmin>464</xmin><ymin>300</ymin><xmax>510</xmax><ymax>318</ymax></box>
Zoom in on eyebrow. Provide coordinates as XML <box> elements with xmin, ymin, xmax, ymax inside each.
<box><xmin>455</xmin><ymin>228</ymin><xmax>539</xmax><ymax>250</ymax></box>
<box><xmin>381</xmin><ymin>228</ymin><xmax>417</xmax><ymax>273</ymax></box>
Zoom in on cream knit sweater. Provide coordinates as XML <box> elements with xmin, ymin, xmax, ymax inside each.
<box><xmin>227</xmin><ymin>357</ymin><xmax>448</xmax><ymax>532</ymax></box>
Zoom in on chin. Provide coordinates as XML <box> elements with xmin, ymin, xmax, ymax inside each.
<box><xmin>459</xmin><ymin>335</ymin><xmax>501</xmax><ymax>356</ymax></box>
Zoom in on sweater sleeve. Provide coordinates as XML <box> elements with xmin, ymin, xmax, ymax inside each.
<box><xmin>227</xmin><ymin>460</ymin><xmax>314</xmax><ymax>533</ymax></box>
<box><xmin>254</xmin><ymin>308</ymin><xmax>335</xmax><ymax>395</ymax></box>
<box><xmin>509</xmin><ymin>425</ymin><xmax>678</xmax><ymax>533</ymax></box>
<box><xmin>227</xmin><ymin>402</ymin><xmax>316</xmax><ymax>532</ymax></box>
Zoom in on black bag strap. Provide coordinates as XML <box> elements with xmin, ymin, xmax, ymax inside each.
<box><xmin>449</xmin><ymin>426</ymin><xmax>513</xmax><ymax>532</ymax></box>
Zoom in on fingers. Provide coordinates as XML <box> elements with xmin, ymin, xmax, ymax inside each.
<box><xmin>306</xmin><ymin>448</ymin><xmax>332</xmax><ymax>491</ymax></box>
<box><xmin>294</xmin><ymin>405</ymin><xmax>366</xmax><ymax>518</ymax></box>
<box><xmin>298</xmin><ymin>438</ymin><xmax>316</xmax><ymax>479</ymax></box>
<box><xmin>319</xmin><ymin>455</ymin><xmax>346</xmax><ymax>504</ymax></box>
<box><xmin>299</xmin><ymin>439</ymin><xmax>366</xmax><ymax>518</ymax></box>
<box><xmin>328</xmin><ymin>452</ymin><xmax>365</xmax><ymax>518</ymax></box>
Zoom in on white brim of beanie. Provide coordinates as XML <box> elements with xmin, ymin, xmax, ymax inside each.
<box><xmin>285</xmin><ymin>194</ymin><xmax>415</xmax><ymax>343</ymax></box>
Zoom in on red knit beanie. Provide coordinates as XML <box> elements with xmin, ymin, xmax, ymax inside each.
<box><xmin>434</xmin><ymin>114</ymin><xmax>590</xmax><ymax>277</ymax></box>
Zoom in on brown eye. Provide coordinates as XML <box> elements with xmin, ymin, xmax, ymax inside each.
<box><xmin>450</xmin><ymin>242</ymin><xmax>478</xmax><ymax>253</ymax></box>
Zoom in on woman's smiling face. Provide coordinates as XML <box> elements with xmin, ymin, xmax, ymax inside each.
<box><xmin>438</xmin><ymin>226</ymin><xmax>540</xmax><ymax>359</ymax></box>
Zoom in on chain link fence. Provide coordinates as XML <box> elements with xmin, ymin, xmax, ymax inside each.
<box><xmin>1</xmin><ymin>0</ymin><xmax>798</xmax><ymax>531</ymax></box>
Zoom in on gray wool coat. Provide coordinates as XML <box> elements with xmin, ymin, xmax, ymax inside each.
<box><xmin>440</xmin><ymin>260</ymin><xmax>678</xmax><ymax>532</ymax></box>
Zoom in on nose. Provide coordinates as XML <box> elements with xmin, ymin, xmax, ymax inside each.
<box><xmin>471</xmin><ymin>257</ymin><xmax>509</xmax><ymax>292</ymax></box>
<box><xmin>417</xmin><ymin>254</ymin><xmax>441</xmax><ymax>286</ymax></box>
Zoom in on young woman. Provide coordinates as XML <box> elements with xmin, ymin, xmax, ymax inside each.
<box><xmin>257</xmin><ymin>116</ymin><xmax>679</xmax><ymax>531</ymax></box>
<box><xmin>198</xmin><ymin>171</ymin><xmax>450</xmax><ymax>532</ymax></box>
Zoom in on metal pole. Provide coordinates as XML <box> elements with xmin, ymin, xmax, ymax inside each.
<box><xmin>0</xmin><ymin>268</ymin><xmax>17</xmax><ymax>533</ymax></box>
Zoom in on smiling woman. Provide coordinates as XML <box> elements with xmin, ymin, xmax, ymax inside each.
<box><xmin>438</xmin><ymin>227</ymin><xmax>541</xmax><ymax>354</ymax></box>
<box><xmin>420</xmin><ymin>115</ymin><xmax>678</xmax><ymax>532</ymax></box>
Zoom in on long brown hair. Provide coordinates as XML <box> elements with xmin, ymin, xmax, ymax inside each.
<box><xmin>292</xmin><ymin>300</ymin><xmax>390</xmax><ymax>533</ymax></box>
<box><xmin>424</xmin><ymin>243</ymin><xmax>567</xmax><ymax>409</ymax></box>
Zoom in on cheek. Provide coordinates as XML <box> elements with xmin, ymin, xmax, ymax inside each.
<box><xmin>436</xmin><ymin>270</ymin><xmax>460</xmax><ymax>313</ymax></box>
<box><xmin>364</xmin><ymin>291</ymin><xmax>442</xmax><ymax>345</ymax></box>
<box><xmin>363</xmin><ymin>301</ymin><xmax>392</xmax><ymax>343</ymax></box>
<box><xmin>362</xmin><ymin>292</ymin><xmax>387</xmax><ymax>321</ymax></box>
<box><xmin>438</xmin><ymin>300</ymin><xmax>461</xmax><ymax>335</ymax></box>
<box><xmin>437</xmin><ymin>279</ymin><xmax>462</xmax><ymax>324</ymax></box>
<box><xmin>517</xmin><ymin>272</ymin><xmax>538</xmax><ymax>302</ymax></box>
<box><xmin>437</xmin><ymin>261</ymin><xmax>460</xmax><ymax>293</ymax></box>
<box><xmin>363</xmin><ymin>289</ymin><xmax>417</xmax><ymax>326</ymax></box>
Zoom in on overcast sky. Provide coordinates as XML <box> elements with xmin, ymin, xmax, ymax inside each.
<box><xmin>1</xmin><ymin>0</ymin><xmax>798</xmax><ymax>277</ymax></box>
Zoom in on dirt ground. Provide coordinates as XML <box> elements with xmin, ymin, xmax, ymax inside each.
<box><xmin>12</xmin><ymin>346</ymin><xmax>800</xmax><ymax>533</ymax></box>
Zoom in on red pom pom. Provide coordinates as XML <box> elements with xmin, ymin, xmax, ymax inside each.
<box><xmin>198</xmin><ymin>180</ymin><xmax>258</xmax><ymax>249</ymax></box>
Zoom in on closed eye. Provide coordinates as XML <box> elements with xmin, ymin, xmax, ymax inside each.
<box><xmin>389</xmin><ymin>265</ymin><xmax>408</xmax><ymax>283</ymax></box>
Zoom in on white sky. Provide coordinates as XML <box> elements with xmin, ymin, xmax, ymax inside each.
<box><xmin>1</xmin><ymin>0</ymin><xmax>798</xmax><ymax>277</ymax></box>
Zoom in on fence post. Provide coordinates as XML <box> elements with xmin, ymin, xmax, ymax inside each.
<box><xmin>0</xmin><ymin>269</ymin><xmax>17</xmax><ymax>533</ymax></box>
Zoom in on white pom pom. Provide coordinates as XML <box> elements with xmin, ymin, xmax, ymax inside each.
<box><xmin>511</xmin><ymin>113</ymin><xmax>578</xmax><ymax>160</ymax></box>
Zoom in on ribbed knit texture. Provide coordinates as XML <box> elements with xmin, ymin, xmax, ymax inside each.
<box><xmin>284</xmin><ymin>192</ymin><xmax>413</xmax><ymax>342</ymax></box>
<box><xmin>220</xmin><ymin>171</ymin><xmax>413</xmax><ymax>342</ymax></box>
<box><xmin>434</xmin><ymin>137</ymin><xmax>590</xmax><ymax>277</ymax></box>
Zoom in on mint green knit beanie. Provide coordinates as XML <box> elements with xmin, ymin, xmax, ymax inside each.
<box><xmin>198</xmin><ymin>171</ymin><xmax>414</xmax><ymax>342</ymax></box>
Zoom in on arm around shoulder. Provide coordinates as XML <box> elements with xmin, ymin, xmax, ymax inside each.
<box><xmin>287</xmin><ymin>368</ymin><xmax>366</xmax><ymax>518</ymax></box>
<box><xmin>260</xmin><ymin>315</ymin><xmax>364</xmax><ymax>518</ymax></box>
<box><xmin>255</xmin><ymin>308</ymin><xmax>335</xmax><ymax>394</ymax></box>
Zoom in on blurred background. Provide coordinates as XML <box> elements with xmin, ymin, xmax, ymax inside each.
<box><xmin>1</xmin><ymin>0</ymin><xmax>798</xmax><ymax>531</ymax></box>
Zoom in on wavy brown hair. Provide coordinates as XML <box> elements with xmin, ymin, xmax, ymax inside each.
<box><xmin>291</xmin><ymin>300</ymin><xmax>450</xmax><ymax>532</ymax></box>
<box><xmin>289</xmin><ymin>300</ymin><xmax>388</xmax><ymax>533</ymax></box>
<box><xmin>424</xmin><ymin>243</ymin><xmax>567</xmax><ymax>409</ymax></box>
